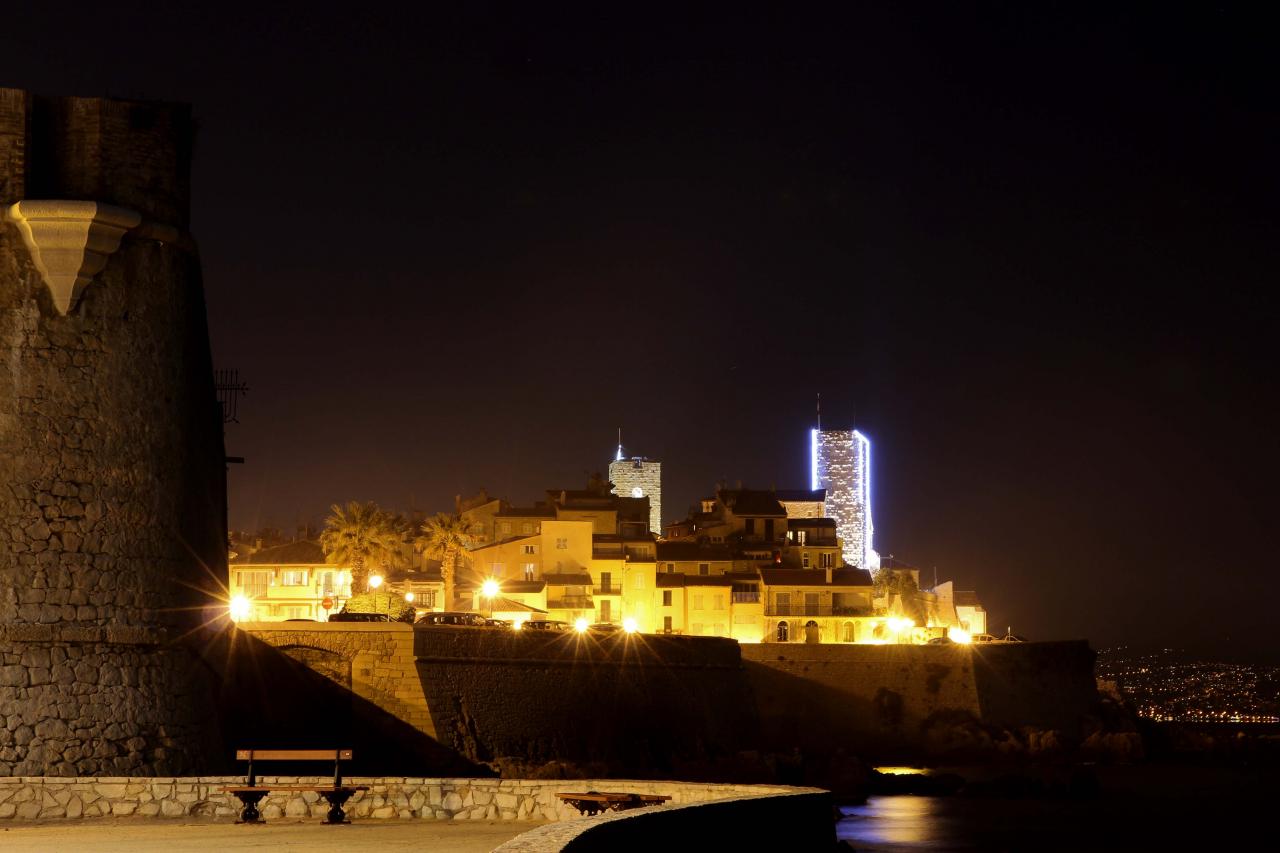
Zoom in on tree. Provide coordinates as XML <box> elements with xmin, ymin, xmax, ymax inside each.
<box><xmin>874</xmin><ymin>568</ymin><xmax>926</xmax><ymax>624</ymax></box>
<box><xmin>415</xmin><ymin>513</ymin><xmax>474</xmax><ymax>610</ymax></box>
<box><xmin>320</xmin><ymin>501</ymin><xmax>400</xmax><ymax>590</ymax></box>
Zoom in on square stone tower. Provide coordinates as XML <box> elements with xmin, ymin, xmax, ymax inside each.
<box><xmin>609</xmin><ymin>443</ymin><xmax>661</xmax><ymax>535</ymax></box>
<box><xmin>811</xmin><ymin>428</ymin><xmax>876</xmax><ymax>569</ymax></box>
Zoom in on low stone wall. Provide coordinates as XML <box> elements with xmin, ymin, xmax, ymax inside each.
<box><xmin>0</xmin><ymin>776</ymin><xmax>805</xmax><ymax>822</ymax></box>
<box><xmin>494</xmin><ymin>789</ymin><xmax>834</xmax><ymax>852</ymax></box>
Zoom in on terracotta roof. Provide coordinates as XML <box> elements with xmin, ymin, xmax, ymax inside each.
<box><xmin>655</xmin><ymin>574</ymin><xmax>734</xmax><ymax>588</ymax></box>
<box><xmin>656</xmin><ymin>542</ymin><xmax>734</xmax><ymax>561</ymax></box>
<box><xmin>759</xmin><ymin>568</ymin><xmax>873</xmax><ymax>587</ymax></box>
<box><xmin>774</xmin><ymin>489</ymin><xmax>826</xmax><ymax>502</ymax></box>
<box><xmin>954</xmin><ymin>590</ymin><xmax>983</xmax><ymax>607</ymax></box>
<box><xmin>717</xmin><ymin>489</ymin><xmax>786</xmax><ymax>516</ymax></box>
<box><xmin>494</xmin><ymin>506</ymin><xmax>556</xmax><ymax>518</ymax></box>
<box><xmin>230</xmin><ymin>539</ymin><xmax>327</xmax><ymax>565</ymax></box>
<box><xmin>470</xmin><ymin>533</ymin><xmax>538</xmax><ymax>551</ymax></box>
<box><xmin>490</xmin><ymin>598</ymin><xmax>548</xmax><ymax>614</ymax></box>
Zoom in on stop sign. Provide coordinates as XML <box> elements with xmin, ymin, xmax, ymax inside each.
<box><xmin>321</xmin><ymin>597</ymin><xmax>334</xmax><ymax>610</ymax></box>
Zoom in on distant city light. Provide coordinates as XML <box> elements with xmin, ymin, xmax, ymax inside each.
<box><xmin>631</xmin><ymin>487</ymin><xmax>643</xmax><ymax>498</ymax></box>
<box><xmin>623</xmin><ymin>617</ymin><xmax>638</xmax><ymax>634</ymax></box>
<box><xmin>229</xmin><ymin>595</ymin><xmax>252</xmax><ymax>622</ymax></box>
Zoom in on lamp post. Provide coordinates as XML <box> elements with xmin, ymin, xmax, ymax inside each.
<box><xmin>481</xmin><ymin>578</ymin><xmax>500</xmax><ymax>620</ymax></box>
<box><xmin>369</xmin><ymin>573</ymin><xmax>384</xmax><ymax>614</ymax></box>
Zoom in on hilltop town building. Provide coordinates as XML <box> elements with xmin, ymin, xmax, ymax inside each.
<box><xmin>812</xmin><ymin>428</ymin><xmax>878</xmax><ymax>570</ymax></box>
<box><xmin>609</xmin><ymin>441</ymin><xmax>661</xmax><ymax>535</ymax></box>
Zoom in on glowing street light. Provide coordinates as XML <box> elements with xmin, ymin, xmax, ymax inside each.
<box><xmin>950</xmin><ymin>629</ymin><xmax>972</xmax><ymax>644</ymax></box>
<box><xmin>574</xmin><ymin>617</ymin><xmax>589</xmax><ymax>634</ymax></box>
<box><xmin>481</xmin><ymin>578</ymin><xmax>500</xmax><ymax>619</ymax></box>
<box><xmin>367</xmin><ymin>573</ymin><xmax>384</xmax><ymax>612</ymax></box>
<box><xmin>229</xmin><ymin>595</ymin><xmax>252</xmax><ymax>622</ymax></box>
<box><xmin>623</xmin><ymin>617</ymin><xmax>638</xmax><ymax>634</ymax></box>
<box><xmin>404</xmin><ymin>591</ymin><xmax>415</xmax><ymax>603</ymax></box>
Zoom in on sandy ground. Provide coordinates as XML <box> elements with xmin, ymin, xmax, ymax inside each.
<box><xmin>0</xmin><ymin>818</ymin><xmax>542</xmax><ymax>852</ymax></box>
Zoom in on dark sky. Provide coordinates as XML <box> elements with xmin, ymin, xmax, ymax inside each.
<box><xmin>5</xmin><ymin>4</ymin><xmax>1276</xmax><ymax>659</ymax></box>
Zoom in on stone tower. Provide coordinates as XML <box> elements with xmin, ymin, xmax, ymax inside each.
<box><xmin>811</xmin><ymin>427</ymin><xmax>876</xmax><ymax>570</ymax></box>
<box><xmin>609</xmin><ymin>438</ymin><xmax>661</xmax><ymax>535</ymax></box>
<box><xmin>0</xmin><ymin>88</ymin><xmax>226</xmax><ymax>775</ymax></box>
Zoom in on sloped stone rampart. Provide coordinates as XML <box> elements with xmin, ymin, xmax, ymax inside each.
<box><xmin>0</xmin><ymin>776</ymin><xmax>806</xmax><ymax>822</ymax></box>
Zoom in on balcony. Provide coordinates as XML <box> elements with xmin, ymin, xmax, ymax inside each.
<box><xmin>593</xmin><ymin>585</ymin><xmax>622</xmax><ymax>596</ymax></box>
<box><xmin>547</xmin><ymin>596</ymin><xmax>593</xmax><ymax>610</ymax></box>
<box><xmin>731</xmin><ymin>592</ymin><xmax>760</xmax><ymax>604</ymax></box>
<box><xmin>766</xmin><ymin>604</ymin><xmax>873</xmax><ymax>617</ymax></box>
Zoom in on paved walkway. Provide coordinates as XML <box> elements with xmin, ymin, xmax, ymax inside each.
<box><xmin>0</xmin><ymin>818</ymin><xmax>541</xmax><ymax>852</ymax></box>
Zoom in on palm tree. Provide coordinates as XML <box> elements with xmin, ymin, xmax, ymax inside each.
<box><xmin>320</xmin><ymin>501</ymin><xmax>400</xmax><ymax>591</ymax></box>
<box><xmin>415</xmin><ymin>513</ymin><xmax>474</xmax><ymax>609</ymax></box>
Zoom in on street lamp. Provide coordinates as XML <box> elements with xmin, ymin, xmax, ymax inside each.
<box><xmin>369</xmin><ymin>573</ymin><xmax>384</xmax><ymax>613</ymax></box>
<box><xmin>481</xmin><ymin>578</ymin><xmax>500</xmax><ymax>620</ymax></box>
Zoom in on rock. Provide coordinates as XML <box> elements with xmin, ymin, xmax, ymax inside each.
<box><xmin>442</xmin><ymin>791</ymin><xmax>463</xmax><ymax>812</ymax></box>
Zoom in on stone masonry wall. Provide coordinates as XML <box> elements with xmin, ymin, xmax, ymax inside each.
<box><xmin>1</xmin><ymin>88</ymin><xmax>226</xmax><ymax>775</ymax></box>
<box><xmin>0</xmin><ymin>776</ymin><xmax>805</xmax><ymax>822</ymax></box>
<box><xmin>242</xmin><ymin>623</ymin><xmax>434</xmax><ymax>738</ymax></box>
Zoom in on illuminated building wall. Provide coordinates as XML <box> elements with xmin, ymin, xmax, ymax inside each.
<box><xmin>811</xmin><ymin>428</ymin><xmax>876</xmax><ymax>569</ymax></box>
<box><xmin>609</xmin><ymin>447</ymin><xmax>662</xmax><ymax>534</ymax></box>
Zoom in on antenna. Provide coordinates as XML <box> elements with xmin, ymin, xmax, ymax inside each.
<box><xmin>616</xmin><ymin>427</ymin><xmax>623</xmax><ymax>461</ymax></box>
<box><xmin>816</xmin><ymin>392</ymin><xmax>821</xmax><ymax>431</ymax></box>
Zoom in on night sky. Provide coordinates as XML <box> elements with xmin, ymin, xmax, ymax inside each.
<box><xmin>5</xmin><ymin>5</ymin><xmax>1276</xmax><ymax>659</ymax></box>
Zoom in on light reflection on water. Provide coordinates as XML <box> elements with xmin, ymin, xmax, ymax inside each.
<box><xmin>838</xmin><ymin>797</ymin><xmax>974</xmax><ymax>851</ymax></box>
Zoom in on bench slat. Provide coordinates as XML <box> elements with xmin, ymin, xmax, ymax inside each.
<box><xmin>235</xmin><ymin>749</ymin><xmax>353</xmax><ymax>761</ymax></box>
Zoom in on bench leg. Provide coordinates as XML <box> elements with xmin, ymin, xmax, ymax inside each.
<box><xmin>234</xmin><ymin>792</ymin><xmax>269</xmax><ymax>824</ymax></box>
<box><xmin>319</xmin><ymin>790</ymin><xmax>355</xmax><ymax>824</ymax></box>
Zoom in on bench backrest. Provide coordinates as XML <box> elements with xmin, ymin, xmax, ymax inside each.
<box><xmin>235</xmin><ymin>749</ymin><xmax>354</xmax><ymax>787</ymax></box>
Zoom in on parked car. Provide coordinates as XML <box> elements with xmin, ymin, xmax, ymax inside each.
<box><xmin>416</xmin><ymin>611</ymin><xmax>487</xmax><ymax>627</ymax></box>
<box><xmin>483</xmin><ymin>618</ymin><xmax>512</xmax><ymax>628</ymax></box>
<box><xmin>970</xmin><ymin>633</ymin><xmax>998</xmax><ymax>643</ymax></box>
<box><xmin>588</xmin><ymin>622</ymin><xmax>623</xmax><ymax>634</ymax></box>
<box><xmin>328</xmin><ymin>611</ymin><xmax>390</xmax><ymax>623</ymax></box>
<box><xmin>521</xmin><ymin>619</ymin><xmax>570</xmax><ymax>632</ymax></box>
<box><xmin>927</xmin><ymin>636</ymin><xmax>954</xmax><ymax>645</ymax></box>
<box><xmin>283</xmin><ymin>618</ymin><xmax>317</xmax><ymax>622</ymax></box>
<box><xmin>999</xmin><ymin>634</ymin><xmax>1028</xmax><ymax>642</ymax></box>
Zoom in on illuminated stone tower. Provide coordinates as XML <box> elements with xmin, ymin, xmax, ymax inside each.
<box><xmin>0</xmin><ymin>88</ymin><xmax>226</xmax><ymax>775</ymax></box>
<box><xmin>811</xmin><ymin>427</ymin><xmax>876</xmax><ymax>570</ymax></box>
<box><xmin>608</xmin><ymin>435</ymin><xmax>662</xmax><ymax>534</ymax></box>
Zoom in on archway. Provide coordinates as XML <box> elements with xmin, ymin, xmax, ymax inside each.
<box><xmin>842</xmin><ymin>621</ymin><xmax>856</xmax><ymax>643</ymax></box>
<box><xmin>776</xmin><ymin>621</ymin><xmax>789</xmax><ymax>642</ymax></box>
<box><xmin>804</xmin><ymin>620</ymin><xmax>820</xmax><ymax>644</ymax></box>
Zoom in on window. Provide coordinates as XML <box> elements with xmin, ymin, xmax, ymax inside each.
<box><xmin>238</xmin><ymin>571</ymin><xmax>270</xmax><ymax>598</ymax></box>
<box><xmin>600</xmin><ymin>572</ymin><xmax>612</xmax><ymax>593</ymax></box>
<box><xmin>692</xmin><ymin>622</ymin><xmax>704</xmax><ymax>635</ymax></box>
<box><xmin>281</xmin><ymin>570</ymin><xmax>307</xmax><ymax>586</ymax></box>
<box><xmin>775</xmin><ymin>592</ymin><xmax>791</xmax><ymax>614</ymax></box>
<box><xmin>713</xmin><ymin>594</ymin><xmax>724</xmax><ymax>610</ymax></box>
<box><xmin>744</xmin><ymin>518</ymin><xmax>755</xmax><ymax>535</ymax></box>
<box><xmin>819</xmin><ymin>552</ymin><xmax>834</xmax><ymax>569</ymax></box>
<box><xmin>714</xmin><ymin>623</ymin><xmax>726</xmax><ymax>636</ymax></box>
<box><xmin>692</xmin><ymin>593</ymin><xmax>704</xmax><ymax>610</ymax></box>
<box><xmin>663</xmin><ymin>616</ymin><xmax>673</xmax><ymax>633</ymax></box>
<box><xmin>556</xmin><ymin>538</ymin><xmax>568</xmax><ymax>550</ymax></box>
<box><xmin>285</xmin><ymin>606</ymin><xmax>310</xmax><ymax>619</ymax></box>
<box><xmin>523</xmin><ymin>544</ymin><xmax>536</xmax><ymax>554</ymax></box>
<box><xmin>662</xmin><ymin>591</ymin><xmax>673</xmax><ymax>606</ymax></box>
<box><xmin>699</xmin><ymin>563</ymin><xmax>709</xmax><ymax>576</ymax></box>
<box><xmin>805</xmin><ymin>593</ymin><xmax>819</xmax><ymax>613</ymax></box>
<box><xmin>797</xmin><ymin>530</ymin><xmax>807</xmax><ymax>545</ymax></box>
<box><xmin>523</xmin><ymin>563</ymin><xmax>536</xmax><ymax>580</ymax></box>
<box><xmin>666</xmin><ymin>563</ymin><xmax>675</xmax><ymax>573</ymax></box>
<box><xmin>521</xmin><ymin>522</ymin><xmax>532</xmax><ymax>534</ymax></box>
<box><xmin>802</xmin><ymin>552</ymin><xmax>810</xmax><ymax>569</ymax></box>
<box><xmin>776</xmin><ymin>621</ymin><xmax>789</xmax><ymax>642</ymax></box>
<box><xmin>320</xmin><ymin>571</ymin><xmax>336</xmax><ymax>594</ymax></box>
<box><xmin>633</xmin><ymin>573</ymin><xmax>644</xmax><ymax>589</ymax></box>
<box><xmin>490</xmin><ymin>562</ymin><xmax>505</xmax><ymax>577</ymax></box>
<box><xmin>764</xmin><ymin>519</ymin><xmax>774</xmax><ymax>540</ymax></box>
<box><xmin>843</xmin><ymin>622</ymin><xmax>856</xmax><ymax>643</ymax></box>
<box><xmin>599</xmin><ymin>600</ymin><xmax>611</xmax><ymax>622</ymax></box>
<box><xmin>500</xmin><ymin>522</ymin><xmax>511</xmax><ymax>534</ymax></box>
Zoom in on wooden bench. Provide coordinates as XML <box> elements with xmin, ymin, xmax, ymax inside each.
<box><xmin>555</xmin><ymin>791</ymin><xmax>672</xmax><ymax>817</ymax></box>
<box><xmin>219</xmin><ymin>749</ymin><xmax>369</xmax><ymax>824</ymax></box>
